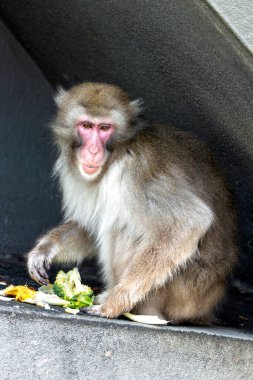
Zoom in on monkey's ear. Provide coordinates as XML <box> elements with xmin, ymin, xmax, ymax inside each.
<box><xmin>54</xmin><ymin>86</ymin><xmax>67</xmax><ymax>107</ymax></box>
<box><xmin>130</xmin><ymin>99</ymin><xmax>144</xmax><ymax>117</ymax></box>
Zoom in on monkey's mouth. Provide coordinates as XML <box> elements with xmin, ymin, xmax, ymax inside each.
<box><xmin>82</xmin><ymin>164</ymin><xmax>100</xmax><ymax>175</ymax></box>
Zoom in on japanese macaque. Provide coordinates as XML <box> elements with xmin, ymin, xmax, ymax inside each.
<box><xmin>27</xmin><ymin>82</ymin><xmax>238</xmax><ymax>325</ymax></box>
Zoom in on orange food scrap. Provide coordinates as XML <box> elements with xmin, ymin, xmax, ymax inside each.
<box><xmin>2</xmin><ymin>285</ymin><xmax>36</xmax><ymax>301</ymax></box>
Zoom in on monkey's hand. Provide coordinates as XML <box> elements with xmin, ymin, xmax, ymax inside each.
<box><xmin>27</xmin><ymin>222</ymin><xmax>97</xmax><ymax>285</ymax></box>
<box><xmin>27</xmin><ymin>238</ymin><xmax>58</xmax><ymax>285</ymax></box>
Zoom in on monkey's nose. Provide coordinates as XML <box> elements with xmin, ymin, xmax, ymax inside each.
<box><xmin>89</xmin><ymin>145</ymin><xmax>99</xmax><ymax>155</ymax></box>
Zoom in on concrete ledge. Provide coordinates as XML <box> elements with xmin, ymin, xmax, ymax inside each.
<box><xmin>0</xmin><ymin>302</ymin><xmax>252</xmax><ymax>380</ymax></box>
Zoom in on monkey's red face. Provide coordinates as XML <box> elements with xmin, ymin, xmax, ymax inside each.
<box><xmin>53</xmin><ymin>83</ymin><xmax>143</xmax><ymax>181</ymax></box>
<box><xmin>75</xmin><ymin>115</ymin><xmax>115</xmax><ymax>176</ymax></box>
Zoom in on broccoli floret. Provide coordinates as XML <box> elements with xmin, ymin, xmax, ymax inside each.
<box><xmin>53</xmin><ymin>270</ymin><xmax>75</xmax><ymax>300</ymax></box>
<box><xmin>80</xmin><ymin>285</ymin><xmax>93</xmax><ymax>297</ymax></box>
<box><xmin>68</xmin><ymin>293</ymin><xmax>94</xmax><ymax>309</ymax></box>
<box><xmin>55</xmin><ymin>270</ymin><xmax>68</xmax><ymax>283</ymax></box>
<box><xmin>67</xmin><ymin>268</ymin><xmax>83</xmax><ymax>294</ymax></box>
<box><xmin>52</xmin><ymin>268</ymin><xmax>94</xmax><ymax>308</ymax></box>
<box><xmin>53</xmin><ymin>282</ymin><xmax>74</xmax><ymax>300</ymax></box>
<box><xmin>67</xmin><ymin>267</ymin><xmax>92</xmax><ymax>295</ymax></box>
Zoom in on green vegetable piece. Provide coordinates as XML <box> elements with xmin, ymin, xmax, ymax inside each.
<box><xmin>68</xmin><ymin>293</ymin><xmax>93</xmax><ymax>309</ymax></box>
<box><xmin>66</xmin><ymin>268</ymin><xmax>93</xmax><ymax>295</ymax></box>
<box><xmin>52</xmin><ymin>267</ymin><xmax>94</xmax><ymax>309</ymax></box>
<box><xmin>53</xmin><ymin>281</ymin><xmax>74</xmax><ymax>300</ymax></box>
<box><xmin>53</xmin><ymin>269</ymin><xmax>74</xmax><ymax>300</ymax></box>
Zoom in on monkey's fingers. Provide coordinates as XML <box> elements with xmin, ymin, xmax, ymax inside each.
<box><xmin>80</xmin><ymin>305</ymin><xmax>107</xmax><ymax>318</ymax></box>
<box><xmin>27</xmin><ymin>252</ymin><xmax>50</xmax><ymax>285</ymax></box>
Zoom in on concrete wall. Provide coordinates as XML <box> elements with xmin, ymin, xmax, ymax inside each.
<box><xmin>208</xmin><ymin>0</ymin><xmax>253</xmax><ymax>53</ymax></box>
<box><xmin>0</xmin><ymin>1</ymin><xmax>252</xmax><ymax>282</ymax></box>
<box><xmin>0</xmin><ymin>20</ymin><xmax>61</xmax><ymax>254</ymax></box>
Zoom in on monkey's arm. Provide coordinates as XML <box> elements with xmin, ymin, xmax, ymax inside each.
<box><xmin>27</xmin><ymin>222</ymin><xmax>96</xmax><ymax>284</ymax></box>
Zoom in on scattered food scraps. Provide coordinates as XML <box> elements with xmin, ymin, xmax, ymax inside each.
<box><xmin>0</xmin><ymin>268</ymin><xmax>170</xmax><ymax>325</ymax></box>
<box><xmin>24</xmin><ymin>292</ymin><xmax>70</xmax><ymax>307</ymax></box>
<box><xmin>0</xmin><ymin>268</ymin><xmax>94</xmax><ymax>313</ymax></box>
<box><xmin>0</xmin><ymin>285</ymin><xmax>36</xmax><ymax>301</ymax></box>
<box><xmin>123</xmin><ymin>312</ymin><xmax>169</xmax><ymax>325</ymax></box>
<box><xmin>0</xmin><ymin>295</ymin><xmax>13</xmax><ymax>301</ymax></box>
<box><xmin>65</xmin><ymin>308</ymin><xmax>80</xmax><ymax>315</ymax></box>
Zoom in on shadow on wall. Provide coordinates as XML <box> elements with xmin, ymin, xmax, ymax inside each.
<box><xmin>0</xmin><ymin>20</ymin><xmax>61</xmax><ymax>255</ymax></box>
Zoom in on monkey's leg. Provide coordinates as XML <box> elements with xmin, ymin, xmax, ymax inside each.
<box><xmin>134</xmin><ymin>266</ymin><xmax>226</xmax><ymax>325</ymax></box>
<box><xmin>163</xmin><ymin>269</ymin><xmax>225</xmax><ymax>325</ymax></box>
<box><xmin>27</xmin><ymin>222</ymin><xmax>96</xmax><ymax>284</ymax></box>
<box><xmin>83</xmin><ymin>228</ymin><xmax>204</xmax><ymax>318</ymax></box>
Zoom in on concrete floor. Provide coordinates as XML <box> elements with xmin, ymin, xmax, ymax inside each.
<box><xmin>0</xmin><ymin>294</ymin><xmax>253</xmax><ymax>380</ymax></box>
<box><xmin>0</xmin><ymin>253</ymin><xmax>253</xmax><ymax>380</ymax></box>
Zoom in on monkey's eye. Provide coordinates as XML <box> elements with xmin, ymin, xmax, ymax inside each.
<box><xmin>99</xmin><ymin>124</ymin><xmax>111</xmax><ymax>131</ymax></box>
<box><xmin>82</xmin><ymin>122</ymin><xmax>93</xmax><ymax>129</ymax></box>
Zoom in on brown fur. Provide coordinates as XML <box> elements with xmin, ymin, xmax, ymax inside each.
<box><xmin>27</xmin><ymin>82</ymin><xmax>238</xmax><ymax>325</ymax></box>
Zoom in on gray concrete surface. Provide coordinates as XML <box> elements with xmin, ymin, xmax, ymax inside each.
<box><xmin>208</xmin><ymin>0</ymin><xmax>253</xmax><ymax>52</ymax></box>
<box><xmin>0</xmin><ymin>301</ymin><xmax>253</xmax><ymax>380</ymax></box>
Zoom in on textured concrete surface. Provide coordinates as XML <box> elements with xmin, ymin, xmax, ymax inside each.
<box><xmin>0</xmin><ymin>301</ymin><xmax>253</xmax><ymax>380</ymax></box>
<box><xmin>0</xmin><ymin>20</ymin><xmax>61</xmax><ymax>254</ymax></box>
<box><xmin>0</xmin><ymin>259</ymin><xmax>252</xmax><ymax>378</ymax></box>
<box><xmin>0</xmin><ymin>1</ymin><xmax>252</xmax><ymax>284</ymax></box>
<box><xmin>208</xmin><ymin>0</ymin><xmax>253</xmax><ymax>52</ymax></box>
